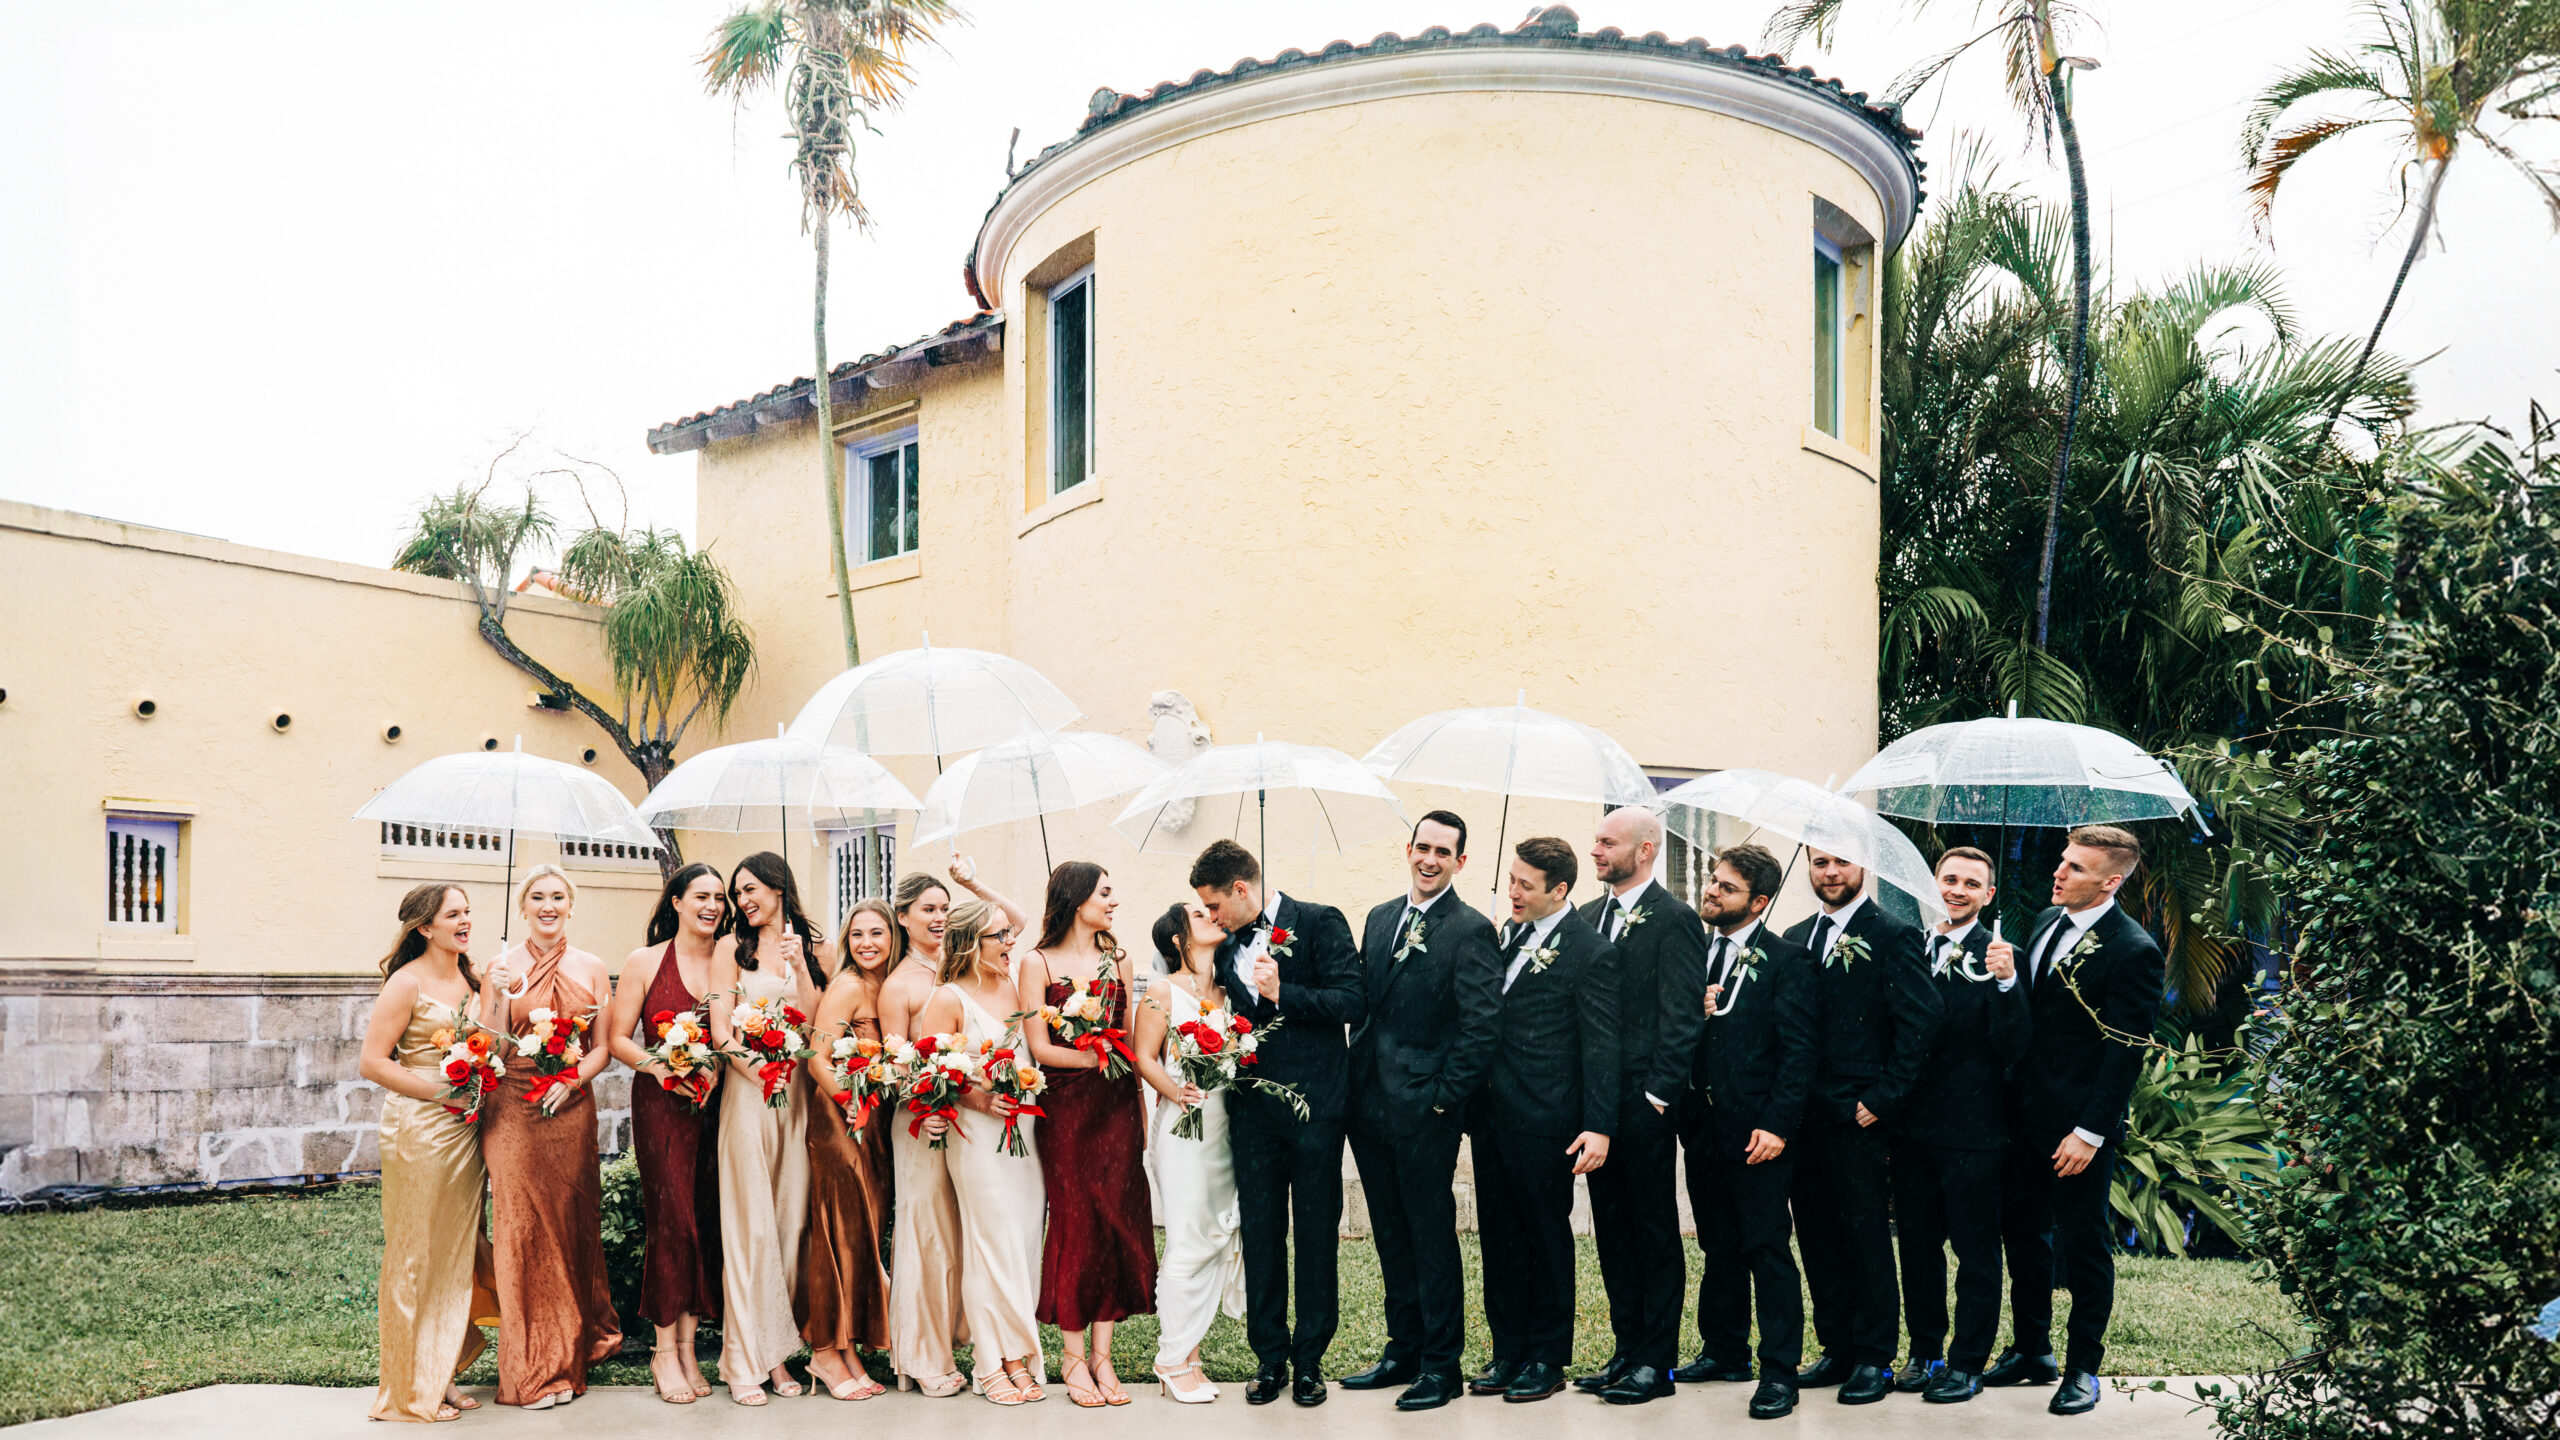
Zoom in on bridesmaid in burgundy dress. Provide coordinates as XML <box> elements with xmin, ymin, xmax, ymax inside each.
<box><xmin>607</xmin><ymin>863</ymin><xmax>729</xmax><ymax>1403</ymax></box>
<box><xmin>1015</xmin><ymin>861</ymin><xmax>1156</xmax><ymax>1406</ymax></box>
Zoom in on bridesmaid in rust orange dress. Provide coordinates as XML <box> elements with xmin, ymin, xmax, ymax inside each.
<box><xmin>478</xmin><ymin>864</ymin><xmax>622</xmax><ymax>1409</ymax></box>
<box><xmin>1015</xmin><ymin>861</ymin><xmax>1156</xmax><ymax>1407</ymax></box>
<box><xmin>799</xmin><ymin>897</ymin><xmax>899</xmax><ymax>1400</ymax></box>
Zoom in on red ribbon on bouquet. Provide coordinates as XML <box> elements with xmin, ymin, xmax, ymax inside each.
<box><xmin>522</xmin><ymin>1071</ymin><xmax>577</xmax><ymax>1110</ymax></box>
<box><xmin>755</xmin><ymin>1059</ymin><xmax>797</xmax><ymax>1103</ymax></box>
<box><xmin>1072</xmin><ymin>1027</ymin><xmax>1137</xmax><ymax>1074</ymax></box>
<box><xmin>999</xmin><ymin>1098</ymin><xmax>1047</xmax><ymax>1156</ymax></box>
<box><xmin>906</xmin><ymin>1097</ymin><xmax>960</xmax><ymax>1139</ymax></box>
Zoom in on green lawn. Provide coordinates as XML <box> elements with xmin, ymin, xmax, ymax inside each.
<box><xmin>0</xmin><ymin>1182</ymin><xmax>2301</xmax><ymax>1425</ymax></box>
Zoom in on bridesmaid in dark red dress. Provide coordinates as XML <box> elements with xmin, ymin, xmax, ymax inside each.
<box><xmin>1014</xmin><ymin>861</ymin><xmax>1156</xmax><ymax>1407</ymax></box>
<box><xmin>607</xmin><ymin>863</ymin><xmax>729</xmax><ymax>1404</ymax></box>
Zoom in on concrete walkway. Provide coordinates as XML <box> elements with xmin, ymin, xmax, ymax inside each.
<box><xmin>7</xmin><ymin>1379</ymin><xmax>2224</xmax><ymax>1438</ymax></box>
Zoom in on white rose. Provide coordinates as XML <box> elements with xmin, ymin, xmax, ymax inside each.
<box><xmin>528</xmin><ymin>1007</ymin><xmax>556</xmax><ymax>1028</ymax></box>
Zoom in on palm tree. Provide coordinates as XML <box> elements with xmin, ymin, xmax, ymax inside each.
<box><xmin>701</xmin><ymin>0</ymin><xmax>959</xmax><ymax>669</ymax></box>
<box><xmin>1767</xmin><ymin>0</ymin><xmax>2104</xmax><ymax>652</ymax></box>
<box><xmin>2241</xmin><ymin>0</ymin><xmax>2560</xmax><ymax>462</ymax></box>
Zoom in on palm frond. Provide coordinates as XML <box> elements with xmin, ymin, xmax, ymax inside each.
<box><xmin>702</xmin><ymin>1</ymin><xmax>792</xmax><ymax>96</ymax></box>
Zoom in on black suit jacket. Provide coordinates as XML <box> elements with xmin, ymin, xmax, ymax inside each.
<box><xmin>1213</xmin><ymin>893</ymin><xmax>1365</xmax><ymax>1122</ymax></box>
<box><xmin>1347</xmin><ymin>887</ymin><xmax>1503</xmax><ymax>1136</ymax></box>
<box><xmin>1899</xmin><ymin>924</ymin><xmax>2032</xmax><ymax>1151</ymax></box>
<box><xmin>1785</xmin><ymin>898</ymin><xmax>1944</xmax><ymax>1126</ymax></box>
<box><xmin>1688</xmin><ymin>922</ymin><xmax>1819</xmax><ymax>1151</ymax></box>
<box><xmin>1579</xmin><ymin>880</ymin><xmax>1711</xmax><ymax>1109</ymax></box>
<box><xmin>1477</xmin><ymin>909</ymin><xmax>1620</xmax><ymax>1139</ymax></box>
<box><xmin>2014</xmin><ymin>903</ymin><xmax>2163</xmax><ymax>1141</ymax></box>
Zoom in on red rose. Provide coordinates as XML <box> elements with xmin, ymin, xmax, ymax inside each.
<box><xmin>545</xmin><ymin>1036</ymin><xmax>567</xmax><ymax>1056</ymax></box>
<box><xmin>916</xmin><ymin>1036</ymin><xmax>939</xmax><ymax>1056</ymax></box>
<box><xmin>1270</xmin><ymin>928</ymin><xmax>1291</xmax><ymax>946</ymax></box>
<box><xmin>650</xmin><ymin>1009</ymin><xmax>676</xmax><ymax>1026</ymax></box>
<box><xmin>782</xmin><ymin>1005</ymin><xmax>807</xmax><ymax>1026</ymax></box>
<box><xmin>1241</xmin><ymin>1052</ymin><xmax>1259</xmax><ymax>1065</ymax></box>
<box><xmin>758</xmin><ymin>1030</ymin><xmax>785</xmax><ymax>1053</ymax></box>
<box><xmin>444</xmin><ymin>1058</ymin><xmax>469</xmax><ymax>1082</ymax></box>
<box><xmin>991</xmin><ymin>1047</ymin><xmax>1014</xmax><ymax>1062</ymax></box>
<box><xmin>1196</xmin><ymin>1031</ymin><xmax>1225</xmax><ymax>1055</ymax></box>
<box><xmin>1231</xmin><ymin>1015</ymin><xmax>1254</xmax><ymax>1035</ymax></box>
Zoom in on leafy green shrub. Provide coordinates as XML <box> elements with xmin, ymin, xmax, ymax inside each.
<box><xmin>598</xmin><ymin>1152</ymin><xmax>647</xmax><ymax>1336</ymax></box>
<box><xmin>2112</xmin><ymin>1034</ymin><xmax>2274</xmax><ymax>1256</ymax></box>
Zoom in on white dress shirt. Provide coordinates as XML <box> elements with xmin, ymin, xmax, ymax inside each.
<box><xmin>2027</xmin><ymin>898</ymin><xmax>2119</xmax><ymax>1149</ymax></box>
<box><xmin>1806</xmin><ymin>892</ymin><xmax>1867</xmax><ymax>961</ymax></box>
<box><xmin>1593</xmin><ymin>872</ymin><xmax>1653</xmax><ymax>942</ymax></box>
<box><xmin>1932</xmin><ymin>917</ymin><xmax>2022</xmax><ymax>991</ymax></box>
<box><xmin>1501</xmin><ymin>907</ymin><xmax>1567</xmax><ymax>993</ymax></box>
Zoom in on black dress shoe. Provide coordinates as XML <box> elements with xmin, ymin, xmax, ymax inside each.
<box><xmin>1503</xmin><ymin>1362</ymin><xmax>1565</xmax><ymax>1402</ymax></box>
<box><xmin>1673</xmin><ymin>1354</ymin><xmax>1757</xmax><ymax>1384</ymax></box>
<box><xmin>1339</xmin><ymin>1358</ymin><xmax>1419</xmax><ymax>1391</ymax></box>
<box><xmin>1895</xmin><ymin>1357</ymin><xmax>1942</xmax><ymax>1392</ymax></box>
<box><xmin>1292</xmin><ymin>1374</ymin><xmax>1328</xmax><ymax>1407</ymax></box>
<box><xmin>1572</xmin><ymin>1355</ymin><xmax>1630</xmax><ymax>1393</ymax></box>
<box><xmin>1982</xmin><ymin>1349</ymin><xmax>2060</xmax><ymax>1387</ymax></box>
<box><xmin>1923</xmin><ymin>1368</ymin><xmax>1982</xmax><ymax>1404</ymax></box>
<box><xmin>1748</xmin><ymin>1378</ymin><xmax>1799</xmax><ymax>1419</ymax></box>
<box><xmin>2048</xmin><ymin>1369</ymin><xmax>2102</xmax><ymax>1415</ymax></box>
<box><xmin>1598</xmin><ymin>1365</ymin><xmax>1674</xmax><ymax>1405</ymax></box>
<box><xmin>1796</xmin><ymin>1353</ymin><xmax>1851</xmax><ymax>1387</ymax></box>
<box><xmin>1467</xmin><ymin>1360</ymin><xmax>1521</xmax><ymax>1396</ymax></box>
<box><xmin>1395</xmin><ymin>1373</ymin><xmax>1462</xmax><ymax>1411</ymax></box>
<box><xmin>1244</xmin><ymin>1365</ymin><xmax>1286</xmax><ymax>1405</ymax></box>
<box><xmin>1837</xmin><ymin>1363</ymin><xmax>1892</xmax><ymax>1404</ymax></box>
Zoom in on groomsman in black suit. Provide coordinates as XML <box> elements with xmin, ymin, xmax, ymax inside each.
<box><xmin>1891</xmin><ymin>846</ymin><xmax>2031</xmax><ymax>1404</ymax></box>
<box><xmin>1982</xmin><ymin>826</ymin><xmax>2165</xmax><ymax>1417</ymax></box>
<box><xmin>1785</xmin><ymin>847</ymin><xmax>1944</xmax><ymax>1404</ymax></box>
<box><xmin>1194</xmin><ymin>838</ymin><xmax>1366</xmax><ymax>1407</ymax></box>
<box><xmin>1338</xmin><ymin>811</ymin><xmax>1504</xmax><ymax>1411</ymax></box>
<box><xmin>1466</xmin><ymin>836</ymin><xmax>1619</xmax><ymax>1404</ymax></box>
<box><xmin>1676</xmin><ymin>842</ymin><xmax>1819</xmax><ymax>1421</ymax></box>
<box><xmin>1573</xmin><ymin>807</ymin><xmax>1709</xmax><ymax>1405</ymax></box>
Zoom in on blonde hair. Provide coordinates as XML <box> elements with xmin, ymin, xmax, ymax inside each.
<box><xmin>2065</xmin><ymin>825</ymin><xmax>2144</xmax><ymax>878</ymax></box>
<box><xmin>939</xmin><ymin>899</ymin><xmax>1002</xmax><ymax>986</ymax></box>
<box><xmin>836</xmin><ymin>897</ymin><xmax>903</xmax><ymax>982</ymax></box>
<box><xmin>514</xmin><ymin>863</ymin><xmax>577</xmax><ymax>914</ymax></box>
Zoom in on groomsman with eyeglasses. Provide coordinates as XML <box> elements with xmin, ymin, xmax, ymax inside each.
<box><xmin>1982</xmin><ymin>825</ymin><xmax>2164</xmax><ymax>1417</ymax></box>
<box><xmin>1889</xmin><ymin>846</ymin><xmax>2031</xmax><ymax>1404</ymax></box>
<box><xmin>1785</xmin><ymin>847</ymin><xmax>1944</xmax><ymax>1404</ymax></box>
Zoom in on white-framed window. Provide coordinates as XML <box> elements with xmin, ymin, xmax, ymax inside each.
<box><xmin>1813</xmin><ymin>232</ymin><xmax>1845</xmax><ymax>438</ymax></box>
<box><xmin>826</xmin><ymin>825</ymin><xmax>898</xmax><ymax>933</ymax></box>
<box><xmin>106</xmin><ymin>815</ymin><xmax>181</xmax><ymax>932</ymax></box>
<box><xmin>1048</xmin><ymin>265</ymin><xmax>1095</xmax><ymax>495</ymax></box>
<box><xmin>848</xmin><ymin>428</ymin><xmax>920</xmax><ymax>563</ymax></box>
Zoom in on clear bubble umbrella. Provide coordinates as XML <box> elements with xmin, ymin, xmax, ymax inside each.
<box><xmin>786</xmin><ymin>630</ymin><xmax>1083</xmax><ymax>766</ymax></box>
<box><xmin>354</xmin><ymin>737</ymin><xmax>659</xmax><ymax>940</ymax></box>
<box><xmin>1649</xmin><ymin>769</ymin><xmax>1948</xmax><ymax>927</ymax></box>
<box><xmin>1840</xmin><ymin>710</ymin><xmax>2206</xmax><ymax>832</ymax></box>
<box><xmin>636</xmin><ymin>725</ymin><xmax>922</xmax><ymax>845</ymax></box>
<box><xmin>913</xmin><ymin>730</ymin><xmax>1170</xmax><ymax>871</ymax></box>
<box><xmin>1113</xmin><ymin>737</ymin><xmax>1407</xmax><ymax>859</ymax></box>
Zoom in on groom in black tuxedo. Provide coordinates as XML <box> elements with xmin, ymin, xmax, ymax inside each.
<box><xmin>1785</xmin><ymin>847</ymin><xmax>1943</xmax><ymax>1404</ymax></box>
<box><xmin>1467</xmin><ymin>836</ymin><xmax>1618</xmax><ymax>1404</ymax></box>
<box><xmin>1982</xmin><ymin>826</ymin><xmax>2164</xmax><ymax>1417</ymax></box>
<box><xmin>1338</xmin><ymin>811</ymin><xmax>1504</xmax><ymax>1411</ymax></box>
<box><xmin>1573</xmin><ymin>806</ymin><xmax>1709</xmax><ymax>1405</ymax></box>
<box><xmin>1194</xmin><ymin>838</ymin><xmax>1365</xmax><ymax>1407</ymax></box>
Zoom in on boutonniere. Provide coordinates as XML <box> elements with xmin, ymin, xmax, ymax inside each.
<box><xmin>2063</xmin><ymin>932</ymin><xmax>2102</xmax><ymax>971</ymax></box>
<box><xmin>1620</xmin><ymin>903</ymin><xmax>1651</xmax><ymax>932</ymax></box>
<box><xmin>1710</xmin><ymin>947</ymin><xmax>1767</xmax><ymax>1016</ymax></box>
<box><xmin>1826</xmin><ymin>934</ymin><xmax>1873</xmax><ymax>971</ymax></box>
<box><xmin>1264</xmin><ymin>925</ymin><xmax>1294</xmax><ymax>961</ymax></box>
<box><xmin>1394</xmin><ymin>913</ymin><xmax>1427</xmax><ymax>962</ymax></box>
<box><xmin>1525</xmin><ymin>943</ymin><xmax>1562</xmax><ymax>975</ymax></box>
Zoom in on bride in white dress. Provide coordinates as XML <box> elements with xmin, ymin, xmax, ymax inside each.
<box><xmin>914</xmin><ymin>900</ymin><xmax>1048</xmax><ymax>1407</ymax></box>
<box><xmin>1132</xmin><ymin>901</ymin><xmax>1247</xmax><ymax>1403</ymax></box>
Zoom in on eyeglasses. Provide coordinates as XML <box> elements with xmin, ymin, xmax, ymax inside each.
<box><xmin>987</xmin><ymin>928</ymin><xmax>1016</xmax><ymax>944</ymax></box>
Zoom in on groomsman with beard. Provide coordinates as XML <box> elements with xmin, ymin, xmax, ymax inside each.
<box><xmin>1337</xmin><ymin>811</ymin><xmax>1504</xmax><ymax>1412</ymax></box>
<box><xmin>1677</xmin><ymin>842</ymin><xmax>1819</xmax><ymax>1421</ymax></box>
<box><xmin>1891</xmin><ymin>846</ymin><xmax>2031</xmax><ymax>1404</ymax></box>
<box><xmin>1785</xmin><ymin>847</ymin><xmax>1944</xmax><ymax>1404</ymax></box>
<box><xmin>1194</xmin><ymin>839</ymin><xmax>1366</xmax><ymax>1407</ymax></box>
<box><xmin>1466</xmin><ymin>837</ymin><xmax>1619</xmax><ymax>1404</ymax></box>
<box><xmin>1982</xmin><ymin>826</ymin><xmax>2165</xmax><ymax>1417</ymax></box>
<box><xmin>1573</xmin><ymin>807</ymin><xmax>1710</xmax><ymax>1405</ymax></box>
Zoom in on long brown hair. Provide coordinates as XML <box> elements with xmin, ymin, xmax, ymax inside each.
<box><xmin>939</xmin><ymin>899</ymin><xmax>1003</xmax><ymax>987</ymax></box>
<box><xmin>647</xmin><ymin>862</ymin><xmax>726</xmax><ymax>946</ymax></box>
<box><xmin>892</xmin><ymin>870</ymin><xmax>949</xmax><ymax>953</ymax></box>
<box><xmin>380</xmin><ymin>883</ymin><xmax>478</xmax><ymax>989</ymax></box>
<box><xmin>1035</xmin><ymin>860</ymin><xmax>1122</xmax><ymax>961</ymax></box>
<box><xmin>730</xmin><ymin>852</ymin><xmax>823</xmax><ymax>990</ymax></box>
<box><xmin>835</xmin><ymin>897</ymin><xmax>902</xmax><ymax>985</ymax></box>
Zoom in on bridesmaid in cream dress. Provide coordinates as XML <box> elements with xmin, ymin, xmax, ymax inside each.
<box><xmin>1133</xmin><ymin>901</ymin><xmax>1249</xmax><ymax>1403</ymax></box>
<box><xmin>707</xmin><ymin>853</ymin><xmax>827</xmax><ymax>1406</ymax></box>
<box><xmin>915</xmin><ymin>899</ymin><xmax>1048</xmax><ymax>1406</ymax></box>
<box><xmin>359</xmin><ymin>883</ymin><xmax>495</xmax><ymax>1423</ymax></box>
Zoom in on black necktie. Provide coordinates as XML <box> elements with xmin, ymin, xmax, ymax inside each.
<box><xmin>2031</xmin><ymin>920</ymin><xmax>2068</xmax><ymax>982</ymax></box>
<box><xmin>1709</xmin><ymin>935</ymin><xmax>1732</xmax><ymax>989</ymax></box>
<box><xmin>1807</xmin><ymin>914</ymin><xmax>1835</xmax><ymax>963</ymax></box>
<box><xmin>1599</xmin><ymin>897</ymin><xmax>1618</xmax><ymax>941</ymax></box>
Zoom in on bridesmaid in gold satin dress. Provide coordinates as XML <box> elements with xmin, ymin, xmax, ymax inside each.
<box><xmin>477</xmin><ymin>865</ymin><xmax>622</xmax><ymax>1408</ymax></box>
<box><xmin>360</xmin><ymin>883</ymin><xmax>496</xmax><ymax>1423</ymax></box>
<box><xmin>798</xmin><ymin>897</ymin><xmax>898</xmax><ymax>1400</ymax></box>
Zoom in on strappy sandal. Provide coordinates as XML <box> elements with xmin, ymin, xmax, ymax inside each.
<box><xmin>442</xmin><ymin>1385</ymin><xmax>480</xmax><ymax>1412</ymax></box>
<box><xmin>1061</xmin><ymin>1352</ymin><xmax>1105</xmax><ymax>1408</ymax></box>
<box><xmin>977</xmin><ymin>1371</ymin><xmax>1028</xmax><ymax>1406</ymax></box>
<box><xmin>431</xmin><ymin>1404</ymin><xmax>461</xmax><ymax>1422</ymax></box>
<box><xmin>768</xmin><ymin>1366</ymin><xmax>804</xmax><ymax>1398</ymax></box>
<box><xmin>811</xmin><ymin>1352</ymin><xmax>887</xmax><ymax>1401</ymax></box>
<box><xmin>1006</xmin><ymin>1359</ymin><xmax>1047</xmax><ymax>1402</ymax></box>
<box><xmin>651</xmin><ymin>1351</ymin><xmax>698</xmax><ymax>1404</ymax></box>
<box><xmin>1094</xmin><ymin>1355</ymin><xmax>1133</xmax><ymax>1406</ymax></box>
<box><xmin>901</xmin><ymin>1369</ymin><xmax>968</xmax><ymax>1397</ymax></box>
<box><xmin>730</xmin><ymin>1381</ymin><xmax>768</xmax><ymax>1407</ymax></box>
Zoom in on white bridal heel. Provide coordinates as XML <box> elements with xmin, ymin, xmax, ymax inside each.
<box><xmin>1155</xmin><ymin>1364</ymin><xmax>1218</xmax><ymax>1403</ymax></box>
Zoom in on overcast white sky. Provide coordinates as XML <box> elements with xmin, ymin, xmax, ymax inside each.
<box><xmin>4</xmin><ymin>0</ymin><xmax>2553</xmax><ymax>568</ymax></box>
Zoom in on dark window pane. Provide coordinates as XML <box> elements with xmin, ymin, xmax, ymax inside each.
<box><xmin>868</xmin><ymin>450</ymin><xmax>900</xmax><ymax>561</ymax></box>
<box><xmin>1813</xmin><ymin>246</ymin><xmax>1842</xmax><ymax>436</ymax></box>
<box><xmin>1052</xmin><ymin>279</ymin><xmax>1090</xmax><ymax>492</ymax></box>
<box><xmin>902</xmin><ymin>443</ymin><xmax>921</xmax><ymax>554</ymax></box>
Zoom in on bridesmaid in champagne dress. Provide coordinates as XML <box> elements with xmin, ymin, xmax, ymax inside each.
<box><xmin>606</xmin><ymin>862</ymin><xmax>730</xmax><ymax>1404</ymax></box>
<box><xmin>1132</xmin><ymin>901</ymin><xmax>1250</xmax><ymax>1403</ymax></box>
<box><xmin>478</xmin><ymin>865</ymin><xmax>622</xmax><ymax>1408</ymax></box>
<box><xmin>918</xmin><ymin>899</ymin><xmax>1049</xmax><ymax>1406</ymax></box>
<box><xmin>362</xmin><ymin>884</ymin><xmax>496</xmax><ymax>1423</ymax></box>
<box><xmin>1016</xmin><ymin>862</ymin><xmax>1156</xmax><ymax>1406</ymax></box>
<box><xmin>798</xmin><ymin>897</ymin><xmax>898</xmax><ymax>1400</ymax></box>
<box><xmin>707</xmin><ymin>852</ymin><xmax>825</xmax><ymax>1405</ymax></box>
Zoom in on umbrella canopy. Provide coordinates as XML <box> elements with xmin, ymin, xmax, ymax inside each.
<box><xmin>1361</xmin><ymin>693</ymin><xmax>1657</xmax><ymax>806</ymax></box>
<box><xmin>1840</xmin><ymin>716</ymin><xmax>2206</xmax><ymax>831</ymax></box>
<box><xmin>635</xmin><ymin>726</ymin><xmax>922</xmax><ymax>833</ymax></box>
<box><xmin>354</xmin><ymin>740</ymin><xmax>658</xmax><ymax>848</ymax></box>
<box><xmin>1113</xmin><ymin>739</ymin><xmax>1407</xmax><ymax>856</ymax></box>
<box><xmin>1649</xmin><ymin>769</ymin><xmax>1947</xmax><ymax>926</ymax></box>
<box><xmin>913</xmin><ymin>730</ymin><xmax>1169</xmax><ymax>846</ymax></box>
<box><xmin>787</xmin><ymin>631</ymin><xmax>1081</xmax><ymax>759</ymax></box>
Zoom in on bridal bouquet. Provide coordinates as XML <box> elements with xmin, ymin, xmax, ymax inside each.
<box><xmin>1036</xmin><ymin>951</ymin><xmax>1136</xmax><ymax>1078</ymax></box>
<box><xmin>826</xmin><ymin>1030</ymin><xmax>900</xmax><ymax>1136</ymax></box>
<box><xmin>644</xmin><ymin>1002</ymin><xmax>720</xmax><ymax>1111</ymax></box>
<box><xmin>979</xmin><ymin>1040</ymin><xmax>1048</xmax><ymax>1157</ymax></box>
<box><xmin>898</xmin><ymin>1032</ymin><xmax>981</xmax><ymax>1150</ymax></box>
<box><xmin>511</xmin><ymin>1006</ymin><xmax>589</xmax><ymax>1112</ymax></box>
<box><xmin>428</xmin><ymin>1014</ymin><xmax>503</xmax><ymax>1124</ymax></box>
<box><xmin>1167</xmin><ymin>1009</ymin><xmax>1307</xmax><ymax>1140</ymax></box>
<box><xmin>727</xmin><ymin>993</ymin><xmax>815</xmax><ymax>1107</ymax></box>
